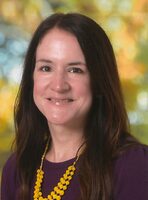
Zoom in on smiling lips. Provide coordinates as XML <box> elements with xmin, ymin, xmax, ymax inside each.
<box><xmin>48</xmin><ymin>98</ymin><xmax>74</xmax><ymax>105</ymax></box>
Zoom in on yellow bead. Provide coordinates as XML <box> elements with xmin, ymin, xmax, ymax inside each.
<box><xmin>58</xmin><ymin>182</ymin><xmax>63</xmax><ymax>189</ymax></box>
<box><xmin>71</xmin><ymin>166</ymin><xmax>75</xmax><ymax>171</ymax></box>
<box><xmin>60</xmin><ymin>178</ymin><xmax>65</xmax><ymax>184</ymax></box>
<box><xmin>47</xmin><ymin>195</ymin><xmax>52</xmax><ymax>200</ymax></box>
<box><xmin>33</xmin><ymin>194</ymin><xmax>38</xmax><ymax>198</ymax></box>
<box><xmin>63</xmin><ymin>174</ymin><xmax>67</xmax><ymax>179</ymax></box>
<box><xmin>67</xmin><ymin>175</ymin><xmax>72</xmax><ymax>180</ymax></box>
<box><xmin>52</xmin><ymin>193</ymin><xmax>57</xmax><ymax>198</ymax></box>
<box><xmin>51</xmin><ymin>191</ymin><xmax>55</xmax><ymax>196</ymax></box>
<box><xmin>54</xmin><ymin>186</ymin><xmax>58</xmax><ymax>192</ymax></box>
<box><xmin>65</xmin><ymin>180</ymin><xmax>70</xmax><ymax>185</ymax></box>
<box><xmin>37</xmin><ymin>182</ymin><xmax>41</xmax><ymax>187</ymax></box>
<box><xmin>70</xmin><ymin>171</ymin><xmax>74</xmax><ymax>176</ymax></box>
<box><xmin>39</xmin><ymin>192</ymin><xmax>42</xmax><ymax>196</ymax></box>
<box><xmin>56</xmin><ymin>196</ymin><xmax>61</xmax><ymax>200</ymax></box>
<box><xmin>63</xmin><ymin>185</ymin><xmax>67</xmax><ymax>190</ymax></box>
<box><xmin>59</xmin><ymin>190</ymin><xmax>64</xmax><ymax>196</ymax></box>
<box><xmin>56</xmin><ymin>188</ymin><xmax>61</xmax><ymax>195</ymax></box>
<box><xmin>68</xmin><ymin>166</ymin><xmax>72</xmax><ymax>170</ymax></box>
<box><xmin>66</xmin><ymin>170</ymin><xmax>70</xmax><ymax>175</ymax></box>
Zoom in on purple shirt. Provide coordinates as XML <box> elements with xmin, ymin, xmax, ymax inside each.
<box><xmin>1</xmin><ymin>145</ymin><xmax>148</xmax><ymax>200</ymax></box>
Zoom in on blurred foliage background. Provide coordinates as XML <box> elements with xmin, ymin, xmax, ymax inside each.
<box><xmin>0</xmin><ymin>0</ymin><xmax>148</xmax><ymax>176</ymax></box>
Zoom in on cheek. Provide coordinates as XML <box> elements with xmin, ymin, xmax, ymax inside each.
<box><xmin>33</xmin><ymin>79</ymin><xmax>44</xmax><ymax>105</ymax></box>
<box><xmin>33</xmin><ymin>82</ymin><xmax>40</xmax><ymax>97</ymax></box>
<box><xmin>33</xmin><ymin>84</ymin><xmax>39</xmax><ymax>107</ymax></box>
<box><xmin>33</xmin><ymin>82</ymin><xmax>45</xmax><ymax>112</ymax></box>
<box><xmin>33</xmin><ymin>77</ymin><xmax>45</xmax><ymax>94</ymax></box>
<box><xmin>77</xmin><ymin>79</ymin><xmax>92</xmax><ymax>98</ymax></box>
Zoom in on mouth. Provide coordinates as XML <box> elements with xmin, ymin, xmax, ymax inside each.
<box><xmin>47</xmin><ymin>98</ymin><xmax>74</xmax><ymax>105</ymax></box>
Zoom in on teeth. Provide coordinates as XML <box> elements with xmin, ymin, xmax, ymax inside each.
<box><xmin>49</xmin><ymin>98</ymin><xmax>73</xmax><ymax>105</ymax></box>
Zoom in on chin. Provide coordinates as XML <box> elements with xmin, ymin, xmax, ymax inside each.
<box><xmin>46</xmin><ymin>116</ymin><xmax>71</xmax><ymax>126</ymax></box>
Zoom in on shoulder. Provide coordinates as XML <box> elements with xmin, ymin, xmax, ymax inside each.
<box><xmin>113</xmin><ymin>144</ymin><xmax>148</xmax><ymax>200</ymax></box>
<box><xmin>114</xmin><ymin>144</ymin><xmax>148</xmax><ymax>168</ymax></box>
<box><xmin>2</xmin><ymin>153</ymin><xmax>17</xmax><ymax>181</ymax></box>
<box><xmin>1</xmin><ymin>153</ymin><xmax>17</xmax><ymax>200</ymax></box>
<box><xmin>2</xmin><ymin>153</ymin><xmax>16</xmax><ymax>171</ymax></box>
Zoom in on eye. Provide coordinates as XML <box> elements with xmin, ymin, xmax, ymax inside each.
<box><xmin>40</xmin><ymin>66</ymin><xmax>51</xmax><ymax>72</ymax></box>
<box><xmin>68</xmin><ymin>67</ymin><xmax>83</xmax><ymax>73</ymax></box>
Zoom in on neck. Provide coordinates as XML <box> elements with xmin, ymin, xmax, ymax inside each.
<box><xmin>46</xmin><ymin>124</ymin><xmax>85</xmax><ymax>162</ymax></box>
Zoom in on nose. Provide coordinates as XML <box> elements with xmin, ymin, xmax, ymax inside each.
<box><xmin>50</xmin><ymin>70</ymin><xmax>70</xmax><ymax>93</ymax></box>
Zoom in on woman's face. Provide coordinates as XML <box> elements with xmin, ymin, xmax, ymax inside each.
<box><xmin>33</xmin><ymin>28</ymin><xmax>92</xmax><ymax>128</ymax></box>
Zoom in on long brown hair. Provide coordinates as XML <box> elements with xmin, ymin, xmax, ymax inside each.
<box><xmin>14</xmin><ymin>13</ymin><xmax>137</xmax><ymax>199</ymax></box>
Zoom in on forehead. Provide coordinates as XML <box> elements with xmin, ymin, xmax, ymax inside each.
<box><xmin>36</xmin><ymin>28</ymin><xmax>85</xmax><ymax>61</ymax></box>
<box><xmin>38</xmin><ymin>28</ymin><xmax>78</xmax><ymax>47</ymax></box>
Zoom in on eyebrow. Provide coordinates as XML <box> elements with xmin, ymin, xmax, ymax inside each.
<box><xmin>36</xmin><ymin>59</ymin><xmax>52</xmax><ymax>63</ymax></box>
<box><xmin>68</xmin><ymin>61</ymin><xmax>86</xmax><ymax>66</ymax></box>
<box><xmin>36</xmin><ymin>59</ymin><xmax>86</xmax><ymax>66</ymax></box>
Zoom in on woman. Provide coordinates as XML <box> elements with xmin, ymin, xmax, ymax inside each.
<box><xmin>1</xmin><ymin>13</ymin><xmax>148</xmax><ymax>200</ymax></box>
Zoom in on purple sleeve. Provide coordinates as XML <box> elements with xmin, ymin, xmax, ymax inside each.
<box><xmin>113</xmin><ymin>145</ymin><xmax>148</xmax><ymax>200</ymax></box>
<box><xmin>1</xmin><ymin>154</ymin><xmax>17</xmax><ymax>200</ymax></box>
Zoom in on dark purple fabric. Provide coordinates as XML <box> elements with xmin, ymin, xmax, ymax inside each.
<box><xmin>1</xmin><ymin>145</ymin><xmax>148</xmax><ymax>200</ymax></box>
<box><xmin>112</xmin><ymin>145</ymin><xmax>148</xmax><ymax>200</ymax></box>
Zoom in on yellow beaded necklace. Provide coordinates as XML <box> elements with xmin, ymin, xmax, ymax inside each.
<box><xmin>33</xmin><ymin>140</ymin><xmax>81</xmax><ymax>200</ymax></box>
